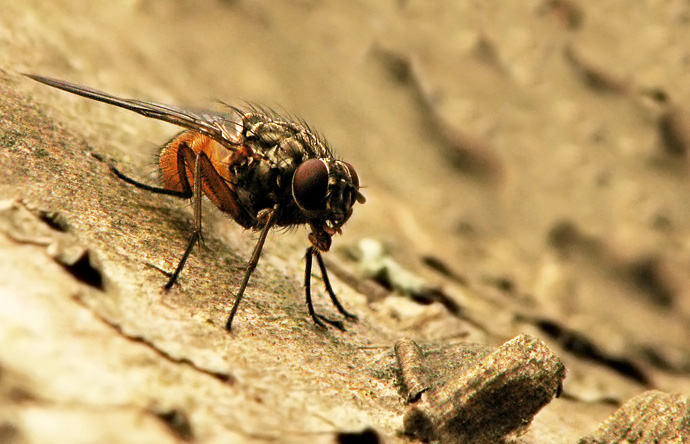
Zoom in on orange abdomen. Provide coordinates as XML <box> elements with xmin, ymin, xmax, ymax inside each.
<box><xmin>159</xmin><ymin>131</ymin><xmax>233</xmax><ymax>193</ymax></box>
<box><xmin>158</xmin><ymin>130</ymin><xmax>255</xmax><ymax>228</ymax></box>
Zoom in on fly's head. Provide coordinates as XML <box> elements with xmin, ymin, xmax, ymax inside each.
<box><xmin>291</xmin><ymin>158</ymin><xmax>366</xmax><ymax>252</ymax></box>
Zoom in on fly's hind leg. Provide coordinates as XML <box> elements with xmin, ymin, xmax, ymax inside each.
<box><xmin>163</xmin><ymin>141</ymin><xmax>247</xmax><ymax>289</ymax></box>
<box><xmin>110</xmin><ymin>165</ymin><xmax>191</xmax><ymax>198</ymax></box>
<box><xmin>109</xmin><ymin>152</ymin><xmax>196</xmax><ymax>287</ymax></box>
<box><xmin>113</xmin><ymin>140</ymin><xmax>223</xmax><ymax>290</ymax></box>
<box><xmin>163</xmin><ymin>142</ymin><xmax>205</xmax><ymax>289</ymax></box>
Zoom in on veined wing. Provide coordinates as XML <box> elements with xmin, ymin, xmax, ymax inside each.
<box><xmin>24</xmin><ymin>74</ymin><xmax>242</xmax><ymax>148</ymax></box>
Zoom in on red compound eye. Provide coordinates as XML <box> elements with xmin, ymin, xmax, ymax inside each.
<box><xmin>343</xmin><ymin>161</ymin><xmax>359</xmax><ymax>188</ymax></box>
<box><xmin>292</xmin><ymin>159</ymin><xmax>329</xmax><ymax>211</ymax></box>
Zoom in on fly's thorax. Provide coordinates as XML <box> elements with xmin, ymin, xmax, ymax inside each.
<box><xmin>240</xmin><ymin>111</ymin><xmax>331</xmax><ymax>159</ymax></box>
<box><xmin>245</xmin><ymin>117</ymin><xmax>296</xmax><ymax>149</ymax></box>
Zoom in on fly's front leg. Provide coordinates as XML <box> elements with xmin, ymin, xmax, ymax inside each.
<box><xmin>313</xmin><ymin>249</ymin><xmax>357</xmax><ymax>320</ymax></box>
<box><xmin>304</xmin><ymin>249</ymin><xmax>327</xmax><ymax>328</ymax></box>
<box><xmin>304</xmin><ymin>246</ymin><xmax>357</xmax><ymax>330</ymax></box>
<box><xmin>225</xmin><ymin>205</ymin><xmax>279</xmax><ymax>331</ymax></box>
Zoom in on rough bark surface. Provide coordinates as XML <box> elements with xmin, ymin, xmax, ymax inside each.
<box><xmin>1</xmin><ymin>1</ymin><xmax>690</xmax><ymax>443</ymax></box>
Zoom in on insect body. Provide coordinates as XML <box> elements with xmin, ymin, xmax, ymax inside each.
<box><xmin>26</xmin><ymin>74</ymin><xmax>365</xmax><ymax>331</ymax></box>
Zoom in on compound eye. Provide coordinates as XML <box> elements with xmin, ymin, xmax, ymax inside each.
<box><xmin>343</xmin><ymin>161</ymin><xmax>366</xmax><ymax>204</ymax></box>
<box><xmin>292</xmin><ymin>159</ymin><xmax>329</xmax><ymax>211</ymax></box>
<box><xmin>343</xmin><ymin>161</ymin><xmax>359</xmax><ymax>188</ymax></box>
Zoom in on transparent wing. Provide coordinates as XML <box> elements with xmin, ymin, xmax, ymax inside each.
<box><xmin>25</xmin><ymin>74</ymin><xmax>242</xmax><ymax>148</ymax></box>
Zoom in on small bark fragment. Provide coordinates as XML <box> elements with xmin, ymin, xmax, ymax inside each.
<box><xmin>398</xmin><ymin>335</ymin><xmax>566</xmax><ymax>443</ymax></box>
<box><xmin>394</xmin><ymin>338</ymin><xmax>429</xmax><ymax>402</ymax></box>
<box><xmin>578</xmin><ymin>390</ymin><xmax>690</xmax><ymax>444</ymax></box>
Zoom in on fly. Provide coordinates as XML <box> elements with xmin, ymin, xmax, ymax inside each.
<box><xmin>26</xmin><ymin>74</ymin><xmax>366</xmax><ymax>331</ymax></box>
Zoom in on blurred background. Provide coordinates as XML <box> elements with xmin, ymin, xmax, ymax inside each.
<box><xmin>2</xmin><ymin>1</ymin><xmax>690</xmax><ymax>442</ymax></box>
